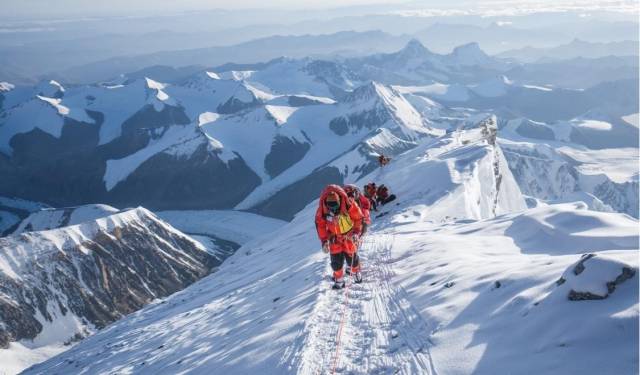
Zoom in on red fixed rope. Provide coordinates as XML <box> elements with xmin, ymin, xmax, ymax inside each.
<box><xmin>329</xmin><ymin>234</ymin><xmax>365</xmax><ymax>375</ymax></box>
<box><xmin>329</xmin><ymin>269</ymin><xmax>352</xmax><ymax>375</ymax></box>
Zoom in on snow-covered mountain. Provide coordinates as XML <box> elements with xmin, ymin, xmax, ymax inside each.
<box><xmin>343</xmin><ymin>39</ymin><xmax>510</xmax><ymax>86</ymax></box>
<box><xmin>0</xmin><ymin>196</ymin><xmax>49</xmax><ymax>235</ymax></box>
<box><xmin>10</xmin><ymin>204</ymin><xmax>118</xmax><ymax>234</ymax></box>
<box><xmin>0</xmin><ymin>40</ymin><xmax>637</xmax><ymax>223</ymax></box>
<box><xmin>0</xmin><ymin>63</ymin><xmax>438</xmax><ymax>220</ymax></box>
<box><xmin>0</xmin><ymin>207</ymin><xmax>221</xmax><ymax>374</ymax></box>
<box><xmin>498</xmin><ymin>39</ymin><xmax>639</xmax><ymax>63</ymax></box>
<box><xmin>22</xmin><ymin>125</ymin><xmax>637</xmax><ymax>375</ymax></box>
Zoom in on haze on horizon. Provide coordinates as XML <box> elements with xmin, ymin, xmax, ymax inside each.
<box><xmin>0</xmin><ymin>0</ymin><xmax>637</xmax><ymax>85</ymax></box>
<box><xmin>2</xmin><ymin>0</ymin><xmax>638</xmax><ymax>21</ymax></box>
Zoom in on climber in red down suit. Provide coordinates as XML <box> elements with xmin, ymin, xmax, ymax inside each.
<box><xmin>315</xmin><ymin>184</ymin><xmax>364</xmax><ymax>289</ymax></box>
<box><xmin>343</xmin><ymin>184</ymin><xmax>371</xmax><ymax>234</ymax></box>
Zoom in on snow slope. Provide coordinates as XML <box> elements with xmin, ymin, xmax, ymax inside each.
<box><xmin>24</xmin><ymin>199</ymin><xmax>638</xmax><ymax>375</ymax></box>
<box><xmin>103</xmin><ymin>125</ymin><xmax>210</xmax><ymax>191</ymax></box>
<box><xmin>25</xmin><ymin>126</ymin><xmax>637</xmax><ymax>375</ymax></box>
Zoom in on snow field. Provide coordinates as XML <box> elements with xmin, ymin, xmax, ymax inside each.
<box><xmin>288</xmin><ymin>233</ymin><xmax>436</xmax><ymax>375</ymax></box>
<box><xmin>25</xmin><ymin>124</ymin><xmax>638</xmax><ymax>374</ymax></box>
<box><xmin>377</xmin><ymin>203</ymin><xmax>638</xmax><ymax>375</ymax></box>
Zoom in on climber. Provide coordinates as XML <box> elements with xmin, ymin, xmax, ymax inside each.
<box><xmin>344</xmin><ymin>184</ymin><xmax>371</xmax><ymax>234</ymax></box>
<box><xmin>343</xmin><ymin>184</ymin><xmax>370</xmax><ymax>277</ymax></box>
<box><xmin>315</xmin><ymin>184</ymin><xmax>364</xmax><ymax>289</ymax></box>
<box><xmin>376</xmin><ymin>184</ymin><xmax>397</xmax><ymax>206</ymax></box>
<box><xmin>378</xmin><ymin>154</ymin><xmax>391</xmax><ymax>167</ymax></box>
<box><xmin>363</xmin><ymin>182</ymin><xmax>378</xmax><ymax>211</ymax></box>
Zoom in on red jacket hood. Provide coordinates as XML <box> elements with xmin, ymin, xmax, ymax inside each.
<box><xmin>318</xmin><ymin>184</ymin><xmax>350</xmax><ymax>215</ymax></box>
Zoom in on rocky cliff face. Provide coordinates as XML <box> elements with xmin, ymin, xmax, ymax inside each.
<box><xmin>0</xmin><ymin>207</ymin><xmax>216</xmax><ymax>349</ymax></box>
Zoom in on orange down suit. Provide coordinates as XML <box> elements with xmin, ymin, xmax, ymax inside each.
<box><xmin>357</xmin><ymin>194</ymin><xmax>371</xmax><ymax>225</ymax></box>
<box><xmin>315</xmin><ymin>185</ymin><xmax>363</xmax><ymax>255</ymax></box>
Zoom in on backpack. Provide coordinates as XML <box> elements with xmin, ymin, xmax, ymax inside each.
<box><xmin>337</xmin><ymin>213</ymin><xmax>354</xmax><ymax>234</ymax></box>
<box><xmin>325</xmin><ymin>203</ymin><xmax>355</xmax><ymax>235</ymax></box>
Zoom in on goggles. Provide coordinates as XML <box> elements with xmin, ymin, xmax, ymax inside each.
<box><xmin>326</xmin><ymin>200</ymin><xmax>340</xmax><ymax>210</ymax></box>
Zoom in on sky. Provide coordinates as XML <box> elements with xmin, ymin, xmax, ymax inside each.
<box><xmin>1</xmin><ymin>0</ymin><xmax>409</xmax><ymax>19</ymax></box>
<box><xmin>1</xmin><ymin>0</ymin><xmax>637</xmax><ymax>21</ymax></box>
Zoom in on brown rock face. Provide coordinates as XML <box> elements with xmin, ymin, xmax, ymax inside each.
<box><xmin>0</xmin><ymin>208</ymin><xmax>218</xmax><ymax>349</ymax></box>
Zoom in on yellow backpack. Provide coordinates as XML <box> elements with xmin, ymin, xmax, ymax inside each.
<box><xmin>337</xmin><ymin>213</ymin><xmax>354</xmax><ymax>234</ymax></box>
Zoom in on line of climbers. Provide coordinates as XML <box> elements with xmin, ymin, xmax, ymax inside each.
<box><xmin>315</xmin><ymin>182</ymin><xmax>396</xmax><ymax>290</ymax></box>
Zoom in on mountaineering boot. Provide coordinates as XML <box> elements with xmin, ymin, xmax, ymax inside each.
<box><xmin>345</xmin><ymin>266</ymin><xmax>352</xmax><ymax>276</ymax></box>
<box><xmin>332</xmin><ymin>277</ymin><xmax>346</xmax><ymax>290</ymax></box>
<box><xmin>354</xmin><ymin>271</ymin><xmax>363</xmax><ymax>284</ymax></box>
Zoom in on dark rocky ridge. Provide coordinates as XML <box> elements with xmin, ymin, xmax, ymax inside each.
<box><xmin>0</xmin><ymin>207</ymin><xmax>217</xmax><ymax>349</ymax></box>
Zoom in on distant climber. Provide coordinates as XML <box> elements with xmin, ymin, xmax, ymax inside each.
<box><xmin>378</xmin><ymin>154</ymin><xmax>391</xmax><ymax>167</ymax></box>
<box><xmin>376</xmin><ymin>184</ymin><xmax>396</xmax><ymax>206</ymax></box>
<box><xmin>315</xmin><ymin>185</ymin><xmax>364</xmax><ymax>289</ymax></box>
<box><xmin>364</xmin><ymin>182</ymin><xmax>378</xmax><ymax>211</ymax></box>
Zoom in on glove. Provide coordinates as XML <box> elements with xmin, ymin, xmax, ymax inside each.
<box><xmin>321</xmin><ymin>241</ymin><xmax>330</xmax><ymax>253</ymax></box>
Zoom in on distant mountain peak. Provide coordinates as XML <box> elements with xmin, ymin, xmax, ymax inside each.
<box><xmin>449</xmin><ymin>42</ymin><xmax>492</xmax><ymax>66</ymax></box>
<box><xmin>345</xmin><ymin>80</ymin><xmax>386</xmax><ymax>102</ymax></box>
<box><xmin>569</xmin><ymin>38</ymin><xmax>589</xmax><ymax>45</ymax></box>
<box><xmin>452</xmin><ymin>42</ymin><xmax>484</xmax><ymax>55</ymax></box>
<box><xmin>398</xmin><ymin>38</ymin><xmax>432</xmax><ymax>58</ymax></box>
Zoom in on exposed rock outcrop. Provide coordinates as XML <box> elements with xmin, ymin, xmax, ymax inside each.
<box><xmin>0</xmin><ymin>207</ymin><xmax>217</xmax><ymax>349</ymax></box>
